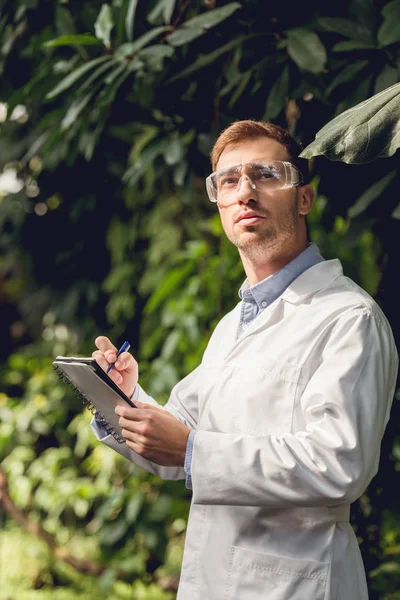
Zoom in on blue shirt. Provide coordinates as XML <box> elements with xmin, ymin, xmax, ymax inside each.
<box><xmin>184</xmin><ymin>242</ymin><xmax>325</xmax><ymax>489</ymax></box>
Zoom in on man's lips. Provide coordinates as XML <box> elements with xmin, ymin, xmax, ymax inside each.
<box><xmin>235</xmin><ymin>212</ymin><xmax>265</xmax><ymax>225</ymax></box>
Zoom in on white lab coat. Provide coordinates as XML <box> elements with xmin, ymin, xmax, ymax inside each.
<box><xmin>91</xmin><ymin>259</ymin><xmax>398</xmax><ymax>600</ymax></box>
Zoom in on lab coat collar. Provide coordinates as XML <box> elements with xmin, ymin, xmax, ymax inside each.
<box><xmin>282</xmin><ymin>259</ymin><xmax>343</xmax><ymax>304</ymax></box>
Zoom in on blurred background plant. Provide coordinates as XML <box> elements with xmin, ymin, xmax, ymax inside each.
<box><xmin>0</xmin><ymin>0</ymin><xmax>399</xmax><ymax>598</ymax></box>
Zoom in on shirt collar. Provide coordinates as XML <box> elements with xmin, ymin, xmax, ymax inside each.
<box><xmin>238</xmin><ymin>242</ymin><xmax>325</xmax><ymax>310</ymax></box>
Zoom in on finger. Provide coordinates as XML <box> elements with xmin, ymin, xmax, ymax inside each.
<box><xmin>121</xmin><ymin>428</ymin><xmax>145</xmax><ymax>444</ymax></box>
<box><xmin>119</xmin><ymin>417</ymin><xmax>142</xmax><ymax>434</ymax></box>
<box><xmin>92</xmin><ymin>350</ymin><xmax>123</xmax><ymax>384</ymax></box>
<box><xmin>115</xmin><ymin>405</ymin><xmax>145</xmax><ymax>420</ymax></box>
<box><xmin>95</xmin><ymin>336</ymin><xmax>118</xmax><ymax>361</ymax></box>
<box><xmin>134</xmin><ymin>401</ymin><xmax>162</xmax><ymax>411</ymax></box>
<box><xmin>125</xmin><ymin>439</ymin><xmax>145</xmax><ymax>455</ymax></box>
<box><xmin>108</xmin><ymin>369</ymin><xmax>123</xmax><ymax>385</ymax></box>
<box><xmin>92</xmin><ymin>350</ymin><xmax>109</xmax><ymax>371</ymax></box>
<box><xmin>114</xmin><ymin>351</ymin><xmax>135</xmax><ymax>371</ymax></box>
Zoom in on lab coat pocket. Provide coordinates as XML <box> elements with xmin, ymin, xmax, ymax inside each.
<box><xmin>234</xmin><ymin>362</ymin><xmax>302</xmax><ymax>436</ymax></box>
<box><xmin>224</xmin><ymin>546</ymin><xmax>329</xmax><ymax>600</ymax></box>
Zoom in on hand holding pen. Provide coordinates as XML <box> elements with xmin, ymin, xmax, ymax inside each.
<box><xmin>92</xmin><ymin>337</ymin><xmax>138</xmax><ymax>398</ymax></box>
<box><xmin>107</xmin><ymin>340</ymin><xmax>131</xmax><ymax>373</ymax></box>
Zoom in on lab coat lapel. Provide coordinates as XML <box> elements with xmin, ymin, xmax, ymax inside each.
<box><xmin>224</xmin><ymin>295</ymin><xmax>285</xmax><ymax>361</ymax></box>
<box><xmin>222</xmin><ymin>260</ymin><xmax>343</xmax><ymax>362</ymax></box>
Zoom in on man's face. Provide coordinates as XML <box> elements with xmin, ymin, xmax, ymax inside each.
<box><xmin>215</xmin><ymin>137</ymin><xmax>310</xmax><ymax>260</ymax></box>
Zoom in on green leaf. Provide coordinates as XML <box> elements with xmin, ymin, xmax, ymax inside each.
<box><xmin>378</xmin><ymin>0</ymin><xmax>400</xmax><ymax>46</ymax></box>
<box><xmin>228</xmin><ymin>69</ymin><xmax>252</xmax><ymax>108</ymax></box>
<box><xmin>300</xmin><ymin>81</ymin><xmax>400</xmax><ymax>163</ymax></box>
<box><xmin>168</xmin><ymin>35</ymin><xmax>246</xmax><ymax>82</ymax></box>
<box><xmin>312</xmin><ymin>17</ymin><xmax>366</xmax><ymax>41</ymax></box>
<box><xmin>349</xmin><ymin>0</ymin><xmax>376</xmax><ymax>36</ymax></box>
<box><xmin>61</xmin><ymin>94</ymin><xmax>93</xmax><ymax>130</ymax></box>
<box><xmin>44</xmin><ymin>34</ymin><xmax>102</xmax><ymax>48</ymax></box>
<box><xmin>125</xmin><ymin>0</ymin><xmax>139</xmax><ymax>41</ymax></box>
<box><xmin>332</xmin><ymin>40</ymin><xmax>376</xmax><ymax>52</ymax></box>
<box><xmin>95</xmin><ymin>4</ymin><xmax>114</xmax><ymax>48</ymax></box>
<box><xmin>77</xmin><ymin>58</ymin><xmax>117</xmax><ymax>93</ymax></box>
<box><xmin>165</xmin><ymin>27</ymin><xmax>202</xmax><ymax>46</ymax></box>
<box><xmin>145</xmin><ymin>263</ymin><xmax>194</xmax><ymax>314</ymax></box>
<box><xmin>348</xmin><ymin>171</ymin><xmax>396</xmax><ymax>218</ymax></box>
<box><xmin>115</xmin><ymin>27</ymin><xmax>169</xmax><ymax>60</ymax></box>
<box><xmin>374</xmin><ymin>64</ymin><xmax>399</xmax><ymax>94</ymax></box>
<box><xmin>148</xmin><ymin>0</ymin><xmax>176</xmax><ymax>26</ymax></box>
<box><xmin>167</xmin><ymin>2</ymin><xmax>241</xmax><ymax>47</ymax></box>
<box><xmin>139</xmin><ymin>44</ymin><xmax>174</xmax><ymax>71</ymax></box>
<box><xmin>335</xmin><ymin>72</ymin><xmax>374</xmax><ymax>115</ymax></box>
<box><xmin>98</xmin><ymin>570</ymin><xmax>117</xmax><ymax>595</ymax></box>
<box><xmin>286</xmin><ymin>28</ymin><xmax>327</xmax><ymax>74</ymax></box>
<box><xmin>45</xmin><ymin>56</ymin><xmax>112</xmax><ymax>99</ymax></box>
<box><xmin>126</xmin><ymin>493</ymin><xmax>145</xmax><ymax>523</ymax></box>
<box><xmin>325</xmin><ymin>60</ymin><xmax>368</xmax><ymax>97</ymax></box>
<box><xmin>264</xmin><ymin>65</ymin><xmax>289</xmax><ymax>119</ymax></box>
<box><xmin>123</xmin><ymin>141</ymin><xmax>168</xmax><ymax>185</ymax></box>
<box><xmin>55</xmin><ymin>6</ymin><xmax>75</xmax><ymax>36</ymax></box>
<box><xmin>392</xmin><ymin>202</ymin><xmax>400</xmax><ymax>219</ymax></box>
<box><xmin>164</xmin><ymin>138</ymin><xmax>183</xmax><ymax>165</ymax></box>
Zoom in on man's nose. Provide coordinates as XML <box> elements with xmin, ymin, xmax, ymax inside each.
<box><xmin>236</xmin><ymin>174</ymin><xmax>257</xmax><ymax>204</ymax></box>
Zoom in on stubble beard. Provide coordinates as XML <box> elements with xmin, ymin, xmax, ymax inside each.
<box><xmin>230</xmin><ymin>198</ymin><xmax>300</xmax><ymax>262</ymax></box>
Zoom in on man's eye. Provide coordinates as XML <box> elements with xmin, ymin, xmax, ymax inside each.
<box><xmin>220</xmin><ymin>176</ymin><xmax>239</xmax><ymax>186</ymax></box>
<box><xmin>258</xmin><ymin>169</ymin><xmax>275</xmax><ymax>180</ymax></box>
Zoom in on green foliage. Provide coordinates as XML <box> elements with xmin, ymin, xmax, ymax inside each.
<box><xmin>0</xmin><ymin>1</ymin><xmax>400</xmax><ymax>598</ymax></box>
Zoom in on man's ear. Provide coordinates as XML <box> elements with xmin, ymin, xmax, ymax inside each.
<box><xmin>298</xmin><ymin>184</ymin><xmax>315</xmax><ymax>216</ymax></box>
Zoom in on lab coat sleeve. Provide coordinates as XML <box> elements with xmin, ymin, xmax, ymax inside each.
<box><xmin>191</xmin><ymin>308</ymin><xmax>398</xmax><ymax>507</ymax></box>
<box><xmin>90</xmin><ymin>364</ymin><xmax>200</xmax><ymax>480</ymax></box>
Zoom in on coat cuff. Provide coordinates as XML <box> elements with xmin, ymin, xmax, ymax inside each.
<box><xmin>184</xmin><ymin>430</ymin><xmax>196</xmax><ymax>489</ymax></box>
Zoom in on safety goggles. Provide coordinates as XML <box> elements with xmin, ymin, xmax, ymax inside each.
<box><xmin>206</xmin><ymin>160</ymin><xmax>304</xmax><ymax>203</ymax></box>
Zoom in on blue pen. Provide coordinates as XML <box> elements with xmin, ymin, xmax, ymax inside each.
<box><xmin>107</xmin><ymin>340</ymin><xmax>131</xmax><ymax>374</ymax></box>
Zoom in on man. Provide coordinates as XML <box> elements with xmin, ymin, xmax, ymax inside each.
<box><xmin>91</xmin><ymin>120</ymin><xmax>398</xmax><ymax>600</ymax></box>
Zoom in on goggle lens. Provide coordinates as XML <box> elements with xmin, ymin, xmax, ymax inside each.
<box><xmin>206</xmin><ymin>160</ymin><xmax>303</xmax><ymax>203</ymax></box>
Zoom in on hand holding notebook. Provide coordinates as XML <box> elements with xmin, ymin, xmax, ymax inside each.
<box><xmin>53</xmin><ymin>338</ymin><xmax>138</xmax><ymax>443</ymax></box>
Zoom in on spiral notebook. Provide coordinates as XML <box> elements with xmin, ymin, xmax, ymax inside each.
<box><xmin>53</xmin><ymin>357</ymin><xmax>136</xmax><ymax>443</ymax></box>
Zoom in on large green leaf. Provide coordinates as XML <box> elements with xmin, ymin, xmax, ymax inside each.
<box><xmin>167</xmin><ymin>2</ymin><xmax>241</xmax><ymax>47</ymax></box>
<box><xmin>286</xmin><ymin>28</ymin><xmax>327</xmax><ymax>74</ymax></box>
<box><xmin>300</xmin><ymin>81</ymin><xmax>400</xmax><ymax>163</ymax></box>
<box><xmin>94</xmin><ymin>4</ymin><xmax>114</xmax><ymax>48</ymax></box>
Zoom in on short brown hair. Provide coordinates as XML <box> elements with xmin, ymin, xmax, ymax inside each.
<box><xmin>210</xmin><ymin>120</ymin><xmax>310</xmax><ymax>183</ymax></box>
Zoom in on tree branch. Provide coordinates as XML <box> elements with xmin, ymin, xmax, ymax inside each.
<box><xmin>0</xmin><ymin>467</ymin><xmax>104</xmax><ymax>576</ymax></box>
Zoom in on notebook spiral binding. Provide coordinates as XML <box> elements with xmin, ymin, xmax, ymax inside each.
<box><xmin>53</xmin><ymin>363</ymin><xmax>125</xmax><ymax>444</ymax></box>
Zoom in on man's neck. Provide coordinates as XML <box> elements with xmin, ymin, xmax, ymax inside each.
<box><xmin>239</xmin><ymin>241</ymin><xmax>309</xmax><ymax>287</ymax></box>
